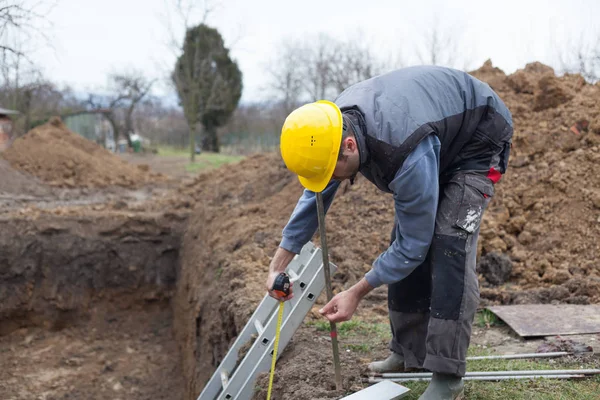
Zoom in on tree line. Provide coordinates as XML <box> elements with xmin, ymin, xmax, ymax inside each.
<box><xmin>2</xmin><ymin>0</ymin><xmax>600</xmax><ymax>158</ymax></box>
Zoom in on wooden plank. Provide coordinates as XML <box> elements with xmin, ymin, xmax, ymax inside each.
<box><xmin>487</xmin><ymin>305</ymin><xmax>600</xmax><ymax>337</ymax></box>
<box><xmin>340</xmin><ymin>381</ymin><xmax>410</xmax><ymax>399</ymax></box>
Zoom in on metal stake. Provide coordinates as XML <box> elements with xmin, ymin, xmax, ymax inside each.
<box><xmin>466</xmin><ymin>351</ymin><xmax>581</xmax><ymax>361</ymax></box>
<box><xmin>369</xmin><ymin>374</ymin><xmax>588</xmax><ymax>383</ymax></box>
<box><xmin>316</xmin><ymin>192</ymin><xmax>343</xmax><ymax>391</ymax></box>
<box><xmin>376</xmin><ymin>369</ymin><xmax>600</xmax><ymax>379</ymax></box>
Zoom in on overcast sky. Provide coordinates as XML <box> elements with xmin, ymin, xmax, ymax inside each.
<box><xmin>30</xmin><ymin>0</ymin><xmax>600</xmax><ymax>103</ymax></box>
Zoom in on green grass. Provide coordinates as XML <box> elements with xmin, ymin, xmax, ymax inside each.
<box><xmin>185</xmin><ymin>153</ymin><xmax>244</xmax><ymax>172</ymax></box>
<box><xmin>156</xmin><ymin>145</ymin><xmax>244</xmax><ymax>173</ymax></box>
<box><xmin>475</xmin><ymin>308</ymin><xmax>505</xmax><ymax>328</ymax></box>
<box><xmin>306</xmin><ymin>320</ymin><xmax>391</xmax><ymax>340</ymax></box>
<box><xmin>156</xmin><ymin>145</ymin><xmax>191</xmax><ymax>157</ymax></box>
<box><xmin>306</xmin><ymin>317</ymin><xmax>600</xmax><ymax>399</ymax></box>
<box><xmin>400</xmin><ymin>348</ymin><xmax>600</xmax><ymax>399</ymax></box>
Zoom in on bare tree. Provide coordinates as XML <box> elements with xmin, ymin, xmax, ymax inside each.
<box><xmin>110</xmin><ymin>72</ymin><xmax>156</xmax><ymax>145</ymax></box>
<box><xmin>267</xmin><ymin>33</ymin><xmax>384</xmax><ymax>108</ymax></box>
<box><xmin>0</xmin><ymin>1</ymin><xmax>35</xmax><ymax>57</ymax></box>
<box><xmin>556</xmin><ymin>32</ymin><xmax>600</xmax><ymax>82</ymax></box>
<box><xmin>329</xmin><ymin>31</ymin><xmax>383</xmax><ymax>93</ymax></box>
<box><xmin>417</xmin><ymin>25</ymin><xmax>458</xmax><ymax>67</ymax></box>
<box><xmin>299</xmin><ymin>34</ymin><xmax>337</xmax><ymax>101</ymax></box>
<box><xmin>267</xmin><ymin>40</ymin><xmax>304</xmax><ymax>114</ymax></box>
<box><xmin>86</xmin><ymin>72</ymin><xmax>155</xmax><ymax>147</ymax></box>
<box><xmin>414</xmin><ymin>17</ymin><xmax>473</xmax><ymax>70</ymax></box>
<box><xmin>0</xmin><ymin>1</ymin><xmax>53</xmax><ymax>60</ymax></box>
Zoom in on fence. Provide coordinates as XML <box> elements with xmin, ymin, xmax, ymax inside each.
<box><xmin>220</xmin><ymin>131</ymin><xmax>280</xmax><ymax>155</ymax></box>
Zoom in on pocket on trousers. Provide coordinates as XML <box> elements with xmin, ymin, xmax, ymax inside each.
<box><xmin>430</xmin><ymin>234</ymin><xmax>467</xmax><ymax>320</ymax></box>
<box><xmin>454</xmin><ymin>174</ymin><xmax>494</xmax><ymax>234</ymax></box>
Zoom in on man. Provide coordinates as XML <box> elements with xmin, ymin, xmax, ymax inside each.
<box><xmin>266</xmin><ymin>65</ymin><xmax>513</xmax><ymax>400</ymax></box>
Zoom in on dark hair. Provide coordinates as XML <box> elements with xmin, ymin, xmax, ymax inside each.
<box><xmin>338</xmin><ymin>114</ymin><xmax>355</xmax><ymax>160</ymax></box>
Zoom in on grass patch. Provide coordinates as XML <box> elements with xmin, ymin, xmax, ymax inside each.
<box><xmin>401</xmin><ymin>375</ymin><xmax>600</xmax><ymax>400</ymax></box>
<box><xmin>306</xmin><ymin>319</ymin><xmax>390</xmax><ymax>340</ymax></box>
<box><xmin>156</xmin><ymin>145</ymin><xmax>244</xmax><ymax>173</ymax></box>
<box><xmin>156</xmin><ymin>146</ymin><xmax>191</xmax><ymax>157</ymax></box>
<box><xmin>306</xmin><ymin>318</ymin><xmax>600</xmax><ymax>398</ymax></box>
<box><xmin>344</xmin><ymin>343</ymin><xmax>371</xmax><ymax>353</ymax></box>
<box><xmin>185</xmin><ymin>153</ymin><xmax>243</xmax><ymax>173</ymax></box>
<box><xmin>475</xmin><ymin>309</ymin><xmax>504</xmax><ymax>328</ymax></box>
<box><xmin>400</xmin><ymin>348</ymin><xmax>600</xmax><ymax>399</ymax></box>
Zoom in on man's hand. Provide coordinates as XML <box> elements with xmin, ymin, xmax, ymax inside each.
<box><xmin>319</xmin><ymin>278</ymin><xmax>374</xmax><ymax>323</ymax></box>
<box><xmin>319</xmin><ymin>290</ymin><xmax>360</xmax><ymax>323</ymax></box>
<box><xmin>266</xmin><ymin>247</ymin><xmax>296</xmax><ymax>302</ymax></box>
<box><xmin>266</xmin><ymin>271</ymin><xmax>294</xmax><ymax>301</ymax></box>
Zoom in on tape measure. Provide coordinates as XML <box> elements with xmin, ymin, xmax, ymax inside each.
<box><xmin>267</xmin><ymin>273</ymin><xmax>290</xmax><ymax>400</ymax></box>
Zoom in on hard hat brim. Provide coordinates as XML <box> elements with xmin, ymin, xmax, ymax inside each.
<box><xmin>297</xmin><ymin>100</ymin><xmax>343</xmax><ymax>193</ymax></box>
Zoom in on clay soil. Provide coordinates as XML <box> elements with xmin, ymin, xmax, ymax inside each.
<box><xmin>2</xmin><ymin>117</ymin><xmax>165</xmax><ymax>189</ymax></box>
<box><xmin>0</xmin><ymin>143</ymin><xmax>190</xmax><ymax>399</ymax></box>
<box><xmin>0</xmin><ymin>210</ymin><xmax>187</xmax><ymax>400</ymax></box>
<box><xmin>175</xmin><ymin>61</ymin><xmax>600</xmax><ymax>399</ymax></box>
<box><xmin>2</xmin><ymin>59</ymin><xmax>600</xmax><ymax>400</ymax></box>
<box><xmin>0</xmin><ymin>303</ymin><xmax>182</xmax><ymax>400</ymax></box>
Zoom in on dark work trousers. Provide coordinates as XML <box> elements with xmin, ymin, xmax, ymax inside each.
<box><xmin>387</xmin><ymin>110</ymin><xmax>513</xmax><ymax>377</ymax></box>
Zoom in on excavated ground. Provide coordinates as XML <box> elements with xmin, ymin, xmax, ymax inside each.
<box><xmin>2</xmin><ymin>60</ymin><xmax>600</xmax><ymax>399</ymax></box>
<box><xmin>0</xmin><ymin>206</ymin><xmax>188</xmax><ymax>399</ymax></box>
<box><xmin>175</xmin><ymin>61</ymin><xmax>600</xmax><ymax>399</ymax></box>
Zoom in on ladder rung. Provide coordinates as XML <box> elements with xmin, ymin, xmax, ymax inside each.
<box><xmin>288</xmin><ymin>269</ymin><xmax>299</xmax><ymax>282</ymax></box>
<box><xmin>219</xmin><ymin>370</ymin><xmax>228</xmax><ymax>388</ymax></box>
<box><xmin>197</xmin><ymin>242</ymin><xmax>333</xmax><ymax>400</ymax></box>
<box><xmin>253</xmin><ymin>319</ymin><xmax>264</xmax><ymax>335</ymax></box>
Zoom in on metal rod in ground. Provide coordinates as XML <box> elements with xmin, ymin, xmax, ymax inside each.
<box><xmin>375</xmin><ymin>369</ymin><xmax>600</xmax><ymax>379</ymax></box>
<box><xmin>467</xmin><ymin>352</ymin><xmax>576</xmax><ymax>361</ymax></box>
<box><xmin>316</xmin><ymin>192</ymin><xmax>343</xmax><ymax>391</ymax></box>
<box><xmin>369</xmin><ymin>374</ymin><xmax>587</xmax><ymax>383</ymax></box>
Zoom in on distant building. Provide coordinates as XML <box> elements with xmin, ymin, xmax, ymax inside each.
<box><xmin>0</xmin><ymin>107</ymin><xmax>20</xmax><ymax>152</ymax></box>
<box><xmin>62</xmin><ymin>110</ymin><xmax>116</xmax><ymax>152</ymax></box>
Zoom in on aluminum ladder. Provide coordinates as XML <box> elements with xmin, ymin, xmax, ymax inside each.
<box><xmin>197</xmin><ymin>242</ymin><xmax>337</xmax><ymax>400</ymax></box>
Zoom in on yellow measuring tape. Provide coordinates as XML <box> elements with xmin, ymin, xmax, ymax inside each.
<box><xmin>266</xmin><ymin>301</ymin><xmax>285</xmax><ymax>400</ymax></box>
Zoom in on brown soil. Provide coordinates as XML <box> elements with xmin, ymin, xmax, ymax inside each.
<box><xmin>0</xmin><ymin>212</ymin><xmax>185</xmax><ymax>332</ymax></box>
<box><xmin>2</xmin><ymin>59</ymin><xmax>600</xmax><ymax>399</ymax></box>
<box><xmin>175</xmin><ymin>60</ymin><xmax>600</xmax><ymax>399</ymax></box>
<box><xmin>2</xmin><ymin>117</ymin><xmax>165</xmax><ymax>189</ymax></box>
<box><xmin>0</xmin><ymin>158</ymin><xmax>54</xmax><ymax>197</ymax></box>
<box><xmin>0</xmin><ymin>303</ymin><xmax>182</xmax><ymax>400</ymax></box>
<box><xmin>0</xmin><ymin>211</ymin><xmax>186</xmax><ymax>399</ymax></box>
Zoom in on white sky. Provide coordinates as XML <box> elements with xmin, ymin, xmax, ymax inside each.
<box><xmin>30</xmin><ymin>0</ymin><xmax>600</xmax><ymax>103</ymax></box>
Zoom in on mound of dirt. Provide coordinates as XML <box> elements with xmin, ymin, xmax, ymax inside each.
<box><xmin>175</xmin><ymin>60</ymin><xmax>600</xmax><ymax>399</ymax></box>
<box><xmin>469</xmin><ymin>61</ymin><xmax>600</xmax><ymax>305</ymax></box>
<box><xmin>0</xmin><ymin>158</ymin><xmax>53</xmax><ymax>197</ymax></box>
<box><xmin>2</xmin><ymin>117</ymin><xmax>162</xmax><ymax>188</ymax></box>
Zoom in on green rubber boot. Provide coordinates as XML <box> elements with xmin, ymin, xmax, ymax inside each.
<box><xmin>418</xmin><ymin>373</ymin><xmax>465</xmax><ymax>400</ymax></box>
<box><xmin>367</xmin><ymin>352</ymin><xmax>405</xmax><ymax>373</ymax></box>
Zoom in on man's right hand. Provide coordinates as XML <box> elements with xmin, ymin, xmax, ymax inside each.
<box><xmin>266</xmin><ymin>247</ymin><xmax>296</xmax><ymax>301</ymax></box>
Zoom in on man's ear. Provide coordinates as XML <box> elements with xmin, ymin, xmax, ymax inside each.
<box><xmin>345</xmin><ymin>137</ymin><xmax>357</xmax><ymax>153</ymax></box>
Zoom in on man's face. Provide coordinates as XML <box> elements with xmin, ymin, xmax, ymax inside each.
<box><xmin>331</xmin><ymin>156</ymin><xmax>355</xmax><ymax>181</ymax></box>
<box><xmin>331</xmin><ymin>137</ymin><xmax>360</xmax><ymax>182</ymax></box>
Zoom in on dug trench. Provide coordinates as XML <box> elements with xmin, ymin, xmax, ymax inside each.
<box><xmin>0</xmin><ymin>210</ymin><xmax>188</xmax><ymax>399</ymax></box>
<box><xmin>2</xmin><ymin>59</ymin><xmax>600</xmax><ymax>399</ymax></box>
<box><xmin>175</xmin><ymin>60</ymin><xmax>600</xmax><ymax>399</ymax></box>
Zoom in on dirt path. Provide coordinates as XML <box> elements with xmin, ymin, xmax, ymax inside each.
<box><xmin>119</xmin><ymin>153</ymin><xmax>196</xmax><ymax>180</ymax></box>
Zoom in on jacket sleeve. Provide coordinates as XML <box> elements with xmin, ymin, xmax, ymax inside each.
<box><xmin>365</xmin><ymin>135</ymin><xmax>440</xmax><ymax>288</ymax></box>
<box><xmin>280</xmin><ymin>180</ymin><xmax>341</xmax><ymax>254</ymax></box>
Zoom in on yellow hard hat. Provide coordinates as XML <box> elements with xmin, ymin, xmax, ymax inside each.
<box><xmin>280</xmin><ymin>100</ymin><xmax>343</xmax><ymax>192</ymax></box>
